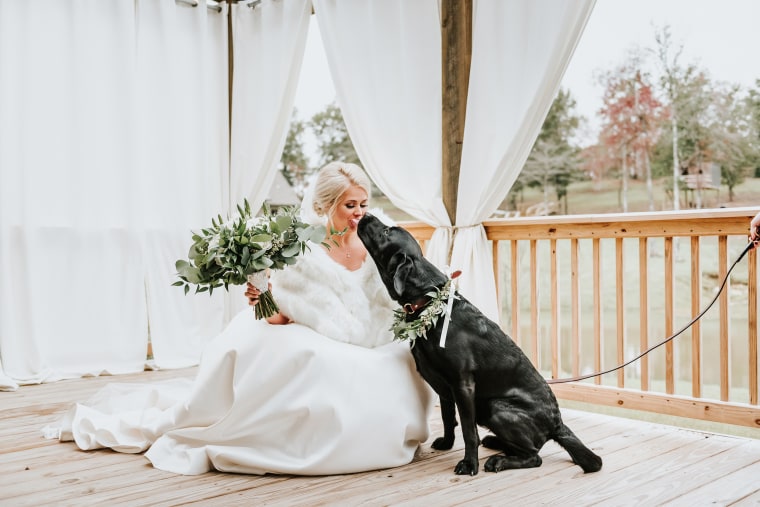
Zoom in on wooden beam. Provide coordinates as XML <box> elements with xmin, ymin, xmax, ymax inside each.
<box><xmin>551</xmin><ymin>383</ymin><xmax>760</xmax><ymax>430</ymax></box>
<box><xmin>440</xmin><ymin>0</ymin><xmax>472</xmax><ymax>225</ymax></box>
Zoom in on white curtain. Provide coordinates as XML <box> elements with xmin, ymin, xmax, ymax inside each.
<box><xmin>0</xmin><ymin>1</ymin><xmax>229</xmax><ymax>386</ymax></box>
<box><xmin>315</xmin><ymin>0</ymin><xmax>594</xmax><ymax>321</ymax></box>
<box><xmin>228</xmin><ymin>0</ymin><xmax>311</xmax><ymax>210</ymax></box>
<box><xmin>0</xmin><ymin>1</ymin><xmax>146</xmax><ymax>386</ymax></box>
<box><xmin>0</xmin><ymin>0</ymin><xmax>313</xmax><ymax>387</ymax></box>
<box><xmin>134</xmin><ymin>1</ymin><xmax>229</xmax><ymax>369</ymax></box>
<box><xmin>224</xmin><ymin>0</ymin><xmax>312</xmax><ymax>318</ymax></box>
<box><xmin>314</xmin><ymin>0</ymin><xmax>448</xmax><ymax>227</ymax></box>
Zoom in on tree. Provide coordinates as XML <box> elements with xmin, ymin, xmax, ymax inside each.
<box><xmin>280</xmin><ymin>109</ymin><xmax>311</xmax><ymax>199</ymax></box>
<box><xmin>653</xmin><ymin>25</ymin><xmax>686</xmax><ymax>210</ymax></box>
<box><xmin>709</xmin><ymin>83</ymin><xmax>758</xmax><ymax>201</ymax></box>
<box><xmin>517</xmin><ymin>88</ymin><xmax>583</xmax><ymax>214</ymax></box>
<box><xmin>309</xmin><ymin>102</ymin><xmax>360</xmax><ymax>167</ymax></box>
<box><xmin>746</xmin><ymin>79</ymin><xmax>760</xmax><ymax>177</ymax></box>
<box><xmin>596</xmin><ymin>50</ymin><xmax>666</xmax><ymax>211</ymax></box>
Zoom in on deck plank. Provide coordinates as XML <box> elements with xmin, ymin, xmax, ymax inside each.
<box><xmin>1</xmin><ymin>368</ymin><xmax>759</xmax><ymax>506</ymax></box>
<box><xmin>667</xmin><ymin>457</ymin><xmax>760</xmax><ymax>506</ymax></box>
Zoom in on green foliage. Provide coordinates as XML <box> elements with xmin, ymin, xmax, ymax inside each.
<box><xmin>309</xmin><ymin>102</ymin><xmax>360</xmax><ymax>168</ymax></box>
<box><xmin>516</xmin><ymin>88</ymin><xmax>584</xmax><ymax>212</ymax></box>
<box><xmin>173</xmin><ymin>201</ymin><xmax>327</xmax><ymax>318</ymax></box>
<box><xmin>745</xmin><ymin>79</ymin><xmax>760</xmax><ymax>176</ymax></box>
<box><xmin>280</xmin><ymin>109</ymin><xmax>313</xmax><ymax>199</ymax></box>
<box><xmin>390</xmin><ymin>278</ymin><xmax>459</xmax><ymax>346</ymax></box>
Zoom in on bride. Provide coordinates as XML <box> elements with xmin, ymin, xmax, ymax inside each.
<box><xmin>52</xmin><ymin>162</ymin><xmax>433</xmax><ymax>475</ymax></box>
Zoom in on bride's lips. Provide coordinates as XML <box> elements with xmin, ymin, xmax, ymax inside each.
<box><xmin>349</xmin><ymin>218</ymin><xmax>361</xmax><ymax>229</ymax></box>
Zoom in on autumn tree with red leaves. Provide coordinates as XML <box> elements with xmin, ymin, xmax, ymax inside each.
<box><xmin>597</xmin><ymin>51</ymin><xmax>666</xmax><ymax>211</ymax></box>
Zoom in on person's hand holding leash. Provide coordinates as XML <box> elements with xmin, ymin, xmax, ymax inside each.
<box><xmin>751</xmin><ymin>210</ymin><xmax>760</xmax><ymax>246</ymax></box>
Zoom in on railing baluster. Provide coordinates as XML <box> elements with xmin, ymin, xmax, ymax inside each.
<box><xmin>530</xmin><ymin>239</ymin><xmax>538</xmax><ymax>366</ymax></box>
<box><xmin>639</xmin><ymin>237</ymin><xmax>649</xmax><ymax>391</ymax></box>
<box><xmin>551</xmin><ymin>238</ymin><xmax>558</xmax><ymax>379</ymax></box>
<box><xmin>593</xmin><ymin>238</ymin><xmax>601</xmax><ymax>385</ymax></box>
<box><xmin>572</xmin><ymin>238</ymin><xmax>580</xmax><ymax>377</ymax></box>
<box><xmin>511</xmin><ymin>240</ymin><xmax>519</xmax><ymax>348</ymax></box>
<box><xmin>493</xmin><ymin>240</ymin><xmax>500</xmax><ymax>326</ymax></box>
<box><xmin>665</xmin><ymin>237</ymin><xmax>674</xmax><ymax>394</ymax></box>
<box><xmin>616</xmin><ymin>237</ymin><xmax>625</xmax><ymax>388</ymax></box>
<box><xmin>719</xmin><ymin>236</ymin><xmax>729</xmax><ymax>402</ymax></box>
<box><xmin>749</xmin><ymin>246</ymin><xmax>758</xmax><ymax>405</ymax></box>
<box><xmin>691</xmin><ymin>236</ymin><xmax>702</xmax><ymax>398</ymax></box>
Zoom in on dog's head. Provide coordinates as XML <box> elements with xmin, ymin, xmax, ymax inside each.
<box><xmin>358</xmin><ymin>213</ymin><xmax>448</xmax><ymax>303</ymax></box>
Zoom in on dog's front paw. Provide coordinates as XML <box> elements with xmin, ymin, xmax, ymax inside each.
<box><xmin>431</xmin><ymin>436</ymin><xmax>455</xmax><ymax>450</ymax></box>
<box><xmin>454</xmin><ymin>458</ymin><xmax>479</xmax><ymax>476</ymax></box>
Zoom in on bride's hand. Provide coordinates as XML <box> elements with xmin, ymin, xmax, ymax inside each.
<box><xmin>245</xmin><ymin>281</ymin><xmax>272</xmax><ymax>307</ymax></box>
<box><xmin>245</xmin><ymin>281</ymin><xmax>290</xmax><ymax>325</ymax></box>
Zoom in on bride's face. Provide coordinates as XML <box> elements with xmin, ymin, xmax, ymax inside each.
<box><xmin>330</xmin><ymin>185</ymin><xmax>369</xmax><ymax>233</ymax></box>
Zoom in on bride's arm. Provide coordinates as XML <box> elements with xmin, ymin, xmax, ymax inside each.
<box><xmin>245</xmin><ymin>282</ymin><xmax>291</xmax><ymax>325</ymax></box>
<box><xmin>265</xmin><ymin>313</ymin><xmax>290</xmax><ymax>325</ymax></box>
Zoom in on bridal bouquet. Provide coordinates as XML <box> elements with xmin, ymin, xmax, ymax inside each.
<box><xmin>173</xmin><ymin>200</ymin><xmax>326</xmax><ymax>319</ymax></box>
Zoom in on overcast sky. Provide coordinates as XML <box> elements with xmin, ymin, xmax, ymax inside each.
<box><xmin>293</xmin><ymin>0</ymin><xmax>760</xmax><ymax>152</ymax></box>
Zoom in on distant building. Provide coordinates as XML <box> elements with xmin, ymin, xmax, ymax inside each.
<box><xmin>681</xmin><ymin>162</ymin><xmax>720</xmax><ymax>208</ymax></box>
<box><xmin>265</xmin><ymin>170</ymin><xmax>300</xmax><ymax>210</ymax></box>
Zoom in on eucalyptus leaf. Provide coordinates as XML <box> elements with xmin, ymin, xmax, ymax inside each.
<box><xmin>275</xmin><ymin>214</ymin><xmax>292</xmax><ymax>231</ymax></box>
<box><xmin>281</xmin><ymin>242</ymin><xmax>300</xmax><ymax>257</ymax></box>
<box><xmin>250</xmin><ymin>234</ymin><xmax>272</xmax><ymax>243</ymax></box>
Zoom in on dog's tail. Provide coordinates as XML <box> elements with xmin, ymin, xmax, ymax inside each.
<box><xmin>553</xmin><ymin>423</ymin><xmax>602</xmax><ymax>473</ymax></box>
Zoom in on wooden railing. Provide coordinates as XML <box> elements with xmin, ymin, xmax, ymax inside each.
<box><xmin>402</xmin><ymin>207</ymin><xmax>759</xmax><ymax>430</ymax></box>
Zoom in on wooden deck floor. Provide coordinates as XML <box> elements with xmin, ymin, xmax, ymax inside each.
<box><xmin>2</xmin><ymin>368</ymin><xmax>760</xmax><ymax>507</ymax></box>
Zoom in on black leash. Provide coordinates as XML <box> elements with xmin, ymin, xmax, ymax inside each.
<box><xmin>547</xmin><ymin>239</ymin><xmax>757</xmax><ymax>384</ymax></box>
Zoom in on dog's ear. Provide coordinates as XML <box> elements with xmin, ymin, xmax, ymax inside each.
<box><xmin>389</xmin><ymin>252</ymin><xmax>413</xmax><ymax>296</ymax></box>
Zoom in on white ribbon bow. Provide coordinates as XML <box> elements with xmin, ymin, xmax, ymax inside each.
<box><xmin>439</xmin><ymin>269</ymin><xmax>461</xmax><ymax>348</ymax></box>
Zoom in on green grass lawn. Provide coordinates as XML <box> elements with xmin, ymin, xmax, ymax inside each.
<box><xmin>504</xmin><ymin>175</ymin><xmax>760</xmax><ymax>215</ymax></box>
<box><xmin>376</xmin><ymin>175</ymin><xmax>760</xmax><ymax>219</ymax></box>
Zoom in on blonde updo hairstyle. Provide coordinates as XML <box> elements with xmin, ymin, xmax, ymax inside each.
<box><xmin>311</xmin><ymin>162</ymin><xmax>372</xmax><ymax>223</ymax></box>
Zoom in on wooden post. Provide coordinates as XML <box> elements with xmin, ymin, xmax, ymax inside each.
<box><xmin>440</xmin><ymin>0</ymin><xmax>472</xmax><ymax>225</ymax></box>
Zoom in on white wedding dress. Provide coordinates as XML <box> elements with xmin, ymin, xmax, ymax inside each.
<box><xmin>51</xmin><ymin>245</ymin><xmax>433</xmax><ymax>475</ymax></box>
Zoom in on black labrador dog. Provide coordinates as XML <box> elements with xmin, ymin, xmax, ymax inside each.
<box><xmin>358</xmin><ymin>214</ymin><xmax>602</xmax><ymax>476</ymax></box>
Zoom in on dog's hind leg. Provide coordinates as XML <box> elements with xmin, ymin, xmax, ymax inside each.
<box><xmin>481</xmin><ymin>435</ymin><xmax>510</xmax><ymax>451</ymax></box>
<box><xmin>484</xmin><ymin>453</ymin><xmax>542</xmax><ymax>472</ymax></box>
<box><xmin>481</xmin><ymin>429</ymin><xmax>543</xmax><ymax>472</ymax></box>
<box><xmin>480</xmin><ymin>405</ymin><xmax>543</xmax><ymax>472</ymax></box>
<box><xmin>553</xmin><ymin>423</ymin><xmax>602</xmax><ymax>473</ymax></box>
<box><xmin>431</xmin><ymin>395</ymin><xmax>457</xmax><ymax>450</ymax></box>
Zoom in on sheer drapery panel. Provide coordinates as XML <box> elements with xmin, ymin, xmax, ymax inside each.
<box><xmin>224</xmin><ymin>0</ymin><xmax>311</xmax><ymax>318</ymax></box>
<box><xmin>0</xmin><ymin>0</ymin><xmax>310</xmax><ymax>387</ymax></box>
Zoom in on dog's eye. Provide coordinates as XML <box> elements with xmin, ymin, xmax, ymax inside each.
<box><xmin>383</xmin><ymin>228</ymin><xmax>390</xmax><ymax>236</ymax></box>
